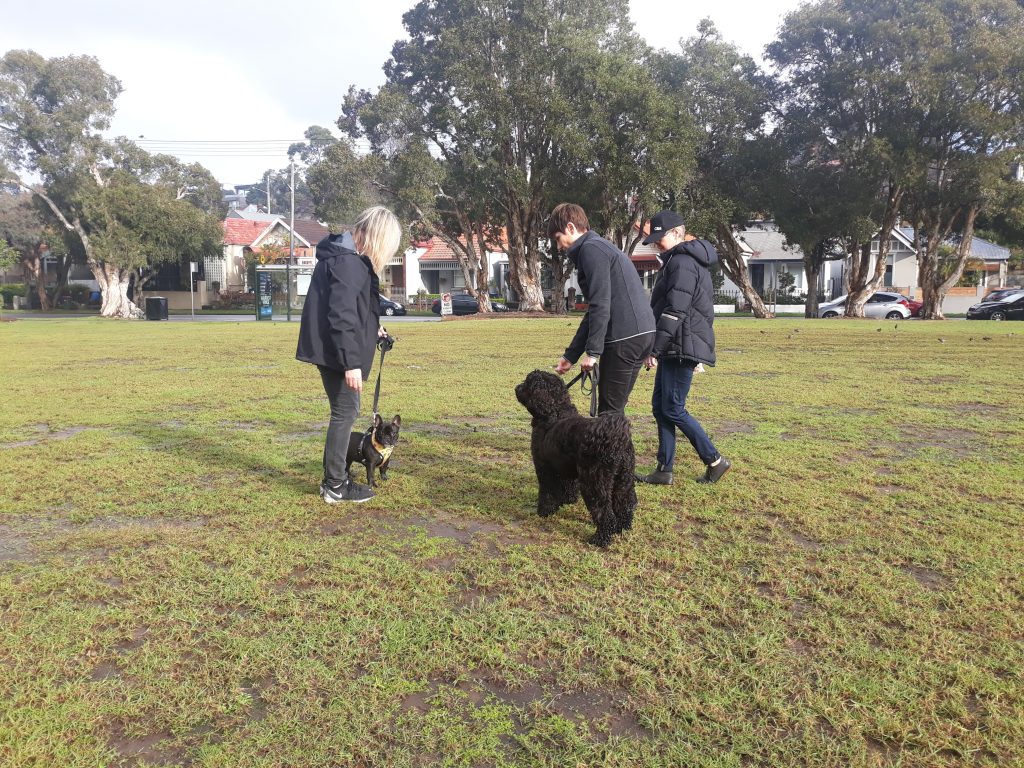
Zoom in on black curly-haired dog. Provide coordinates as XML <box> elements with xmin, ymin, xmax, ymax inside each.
<box><xmin>515</xmin><ymin>369</ymin><xmax>637</xmax><ymax>547</ymax></box>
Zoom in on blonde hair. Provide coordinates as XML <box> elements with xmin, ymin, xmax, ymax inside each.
<box><xmin>353</xmin><ymin>206</ymin><xmax>402</xmax><ymax>274</ymax></box>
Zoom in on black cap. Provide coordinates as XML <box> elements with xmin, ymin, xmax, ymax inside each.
<box><xmin>642</xmin><ymin>210</ymin><xmax>686</xmax><ymax>245</ymax></box>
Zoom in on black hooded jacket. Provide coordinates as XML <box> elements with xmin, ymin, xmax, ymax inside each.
<box><xmin>649</xmin><ymin>238</ymin><xmax>718</xmax><ymax>366</ymax></box>
<box><xmin>563</xmin><ymin>231</ymin><xmax>656</xmax><ymax>362</ymax></box>
<box><xmin>295</xmin><ymin>232</ymin><xmax>380</xmax><ymax>377</ymax></box>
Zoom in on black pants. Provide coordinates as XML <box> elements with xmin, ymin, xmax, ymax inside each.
<box><xmin>597</xmin><ymin>333</ymin><xmax>654</xmax><ymax>415</ymax></box>
<box><xmin>318</xmin><ymin>366</ymin><xmax>361</xmax><ymax>487</ymax></box>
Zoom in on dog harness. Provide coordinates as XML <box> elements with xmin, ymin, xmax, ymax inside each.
<box><xmin>359</xmin><ymin>428</ymin><xmax>394</xmax><ymax>463</ymax></box>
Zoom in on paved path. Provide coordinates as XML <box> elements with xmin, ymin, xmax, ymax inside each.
<box><xmin>4</xmin><ymin>312</ymin><xmax>441</xmax><ymax>323</ymax></box>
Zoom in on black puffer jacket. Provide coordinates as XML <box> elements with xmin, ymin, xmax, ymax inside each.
<box><xmin>649</xmin><ymin>239</ymin><xmax>718</xmax><ymax>366</ymax></box>
<box><xmin>295</xmin><ymin>232</ymin><xmax>380</xmax><ymax>377</ymax></box>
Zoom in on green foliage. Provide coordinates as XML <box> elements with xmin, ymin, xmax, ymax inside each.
<box><xmin>652</xmin><ymin>20</ymin><xmax>770</xmax><ymax>234</ymax></box>
<box><xmin>0</xmin><ymin>238</ymin><xmax>17</xmax><ymax>271</ymax></box>
<box><xmin>305</xmin><ymin>138</ymin><xmax>381</xmax><ymax>228</ymax></box>
<box><xmin>0</xmin><ymin>282</ymin><xmax>25</xmax><ymax>308</ymax></box>
<box><xmin>336</xmin><ymin>0</ymin><xmax>666</xmax><ymax>305</ymax></box>
<box><xmin>81</xmin><ymin>173</ymin><xmax>223</xmax><ymax>272</ymax></box>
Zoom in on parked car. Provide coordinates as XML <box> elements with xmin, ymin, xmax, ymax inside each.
<box><xmin>818</xmin><ymin>292</ymin><xmax>912</xmax><ymax>320</ymax></box>
<box><xmin>895</xmin><ymin>293</ymin><xmax>923</xmax><ymax>317</ymax></box>
<box><xmin>981</xmin><ymin>288</ymin><xmax>1023</xmax><ymax>304</ymax></box>
<box><xmin>378</xmin><ymin>294</ymin><xmax>406</xmax><ymax>316</ymax></box>
<box><xmin>966</xmin><ymin>289</ymin><xmax>1024</xmax><ymax>321</ymax></box>
<box><xmin>431</xmin><ymin>293</ymin><xmax>507</xmax><ymax>315</ymax></box>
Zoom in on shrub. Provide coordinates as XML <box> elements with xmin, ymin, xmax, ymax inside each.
<box><xmin>0</xmin><ymin>284</ymin><xmax>26</xmax><ymax>309</ymax></box>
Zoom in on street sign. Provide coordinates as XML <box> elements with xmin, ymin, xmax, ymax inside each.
<box><xmin>441</xmin><ymin>292</ymin><xmax>453</xmax><ymax>316</ymax></box>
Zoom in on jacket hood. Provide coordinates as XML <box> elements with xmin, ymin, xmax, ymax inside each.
<box><xmin>664</xmin><ymin>238</ymin><xmax>719</xmax><ymax>268</ymax></box>
<box><xmin>315</xmin><ymin>231</ymin><xmax>358</xmax><ymax>261</ymax></box>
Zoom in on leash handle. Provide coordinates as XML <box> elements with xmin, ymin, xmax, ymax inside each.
<box><xmin>565</xmin><ymin>362</ymin><xmax>599</xmax><ymax>417</ymax></box>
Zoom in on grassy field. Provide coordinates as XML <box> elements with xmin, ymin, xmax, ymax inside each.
<box><xmin>0</xmin><ymin>316</ymin><xmax>1021</xmax><ymax>768</ymax></box>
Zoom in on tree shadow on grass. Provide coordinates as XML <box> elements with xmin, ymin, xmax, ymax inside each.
<box><xmin>124</xmin><ymin>422</ymin><xmax>317</xmax><ymax>496</ymax></box>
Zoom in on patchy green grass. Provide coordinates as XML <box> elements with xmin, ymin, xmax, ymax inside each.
<box><xmin>0</xmin><ymin>316</ymin><xmax>1021</xmax><ymax>768</ymax></box>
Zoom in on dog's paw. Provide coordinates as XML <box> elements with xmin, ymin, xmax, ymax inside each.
<box><xmin>587</xmin><ymin>532</ymin><xmax>612</xmax><ymax>548</ymax></box>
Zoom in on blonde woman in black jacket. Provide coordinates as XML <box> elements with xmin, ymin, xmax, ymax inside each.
<box><xmin>296</xmin><ymin>206</ymin><xmax>401</xmax><ymax>503</ymax></box>
<box><xmin>636</xmin><ymin>211</ymin><xmax>731</xmax><ymax>486</ymax></box>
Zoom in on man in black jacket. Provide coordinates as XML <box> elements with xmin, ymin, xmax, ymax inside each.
<box><xmin>548</xmin><ymin>203</ymin><xmax>656</xmax><ymax>415</ymax></box>
<box><xmin>636</xmin><ymin>210</ymin><xmax>731</xmax><ymax>485</ymax></box>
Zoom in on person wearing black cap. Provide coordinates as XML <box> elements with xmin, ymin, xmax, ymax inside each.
<box><xmin>636</xmin><ymin>210</ymin><xmax>731</xmax><ymax>485</ymax></box>
<box><xmin>547</xmin><ymin>203</ymin><xmax>656</xmax><ymax>415</ymax></box>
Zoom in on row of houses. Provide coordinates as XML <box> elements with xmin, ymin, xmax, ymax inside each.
<box><xmin>732</xmin><ymin>222</ymin><xmax>1013</xmax><ymax>313</ymax></box>
<box><xmin>3</xmin><ymin>202</ymin><xmax>1015</xmax><ymax>313</ymax></box>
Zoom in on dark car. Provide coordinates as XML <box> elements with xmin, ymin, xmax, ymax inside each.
<box><xmin>966</xmin><ymin>289</ymin><xmax>1024</xmax><ymax>321</ymax></box>
<box><xmin>431</xmin><ymin>293</ymin><xmax>506</xmax><ymax>316</ymax></box>
<box><xmin>378</xmin><ymin>294</ymin><xmax>407</xmax><ymax>316</ymax></box>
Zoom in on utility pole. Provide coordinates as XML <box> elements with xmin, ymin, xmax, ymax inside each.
<box><xmin>287</xmin><ymin>159</ymin><xmax>295</xmax><ymax>321</ymax></box>
<box><xmin>266</xmin><ymin>173</ymin><xmax>271</xmax><ymax>215</ymax></box>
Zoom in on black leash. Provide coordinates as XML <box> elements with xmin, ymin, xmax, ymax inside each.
<box><xmin>564</xmin><ymin>362</ymin><xmax>599</xmax><ymax>417</ymax></box>
<box><xmin>371</xmin><ymin>334</ymin><xmax>393</xmax><ymax>419</ymax></box>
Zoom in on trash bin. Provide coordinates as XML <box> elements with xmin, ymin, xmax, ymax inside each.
<box><xmin>145</xmin><ymin>296</ymin><xmax>168</xmax><ymax>321</ymax></box>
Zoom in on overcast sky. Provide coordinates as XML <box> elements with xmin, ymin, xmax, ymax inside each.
<box><xmin>1</xmin><ymin>0</ymin><xmax>801</xmax><ymax>188</ymax></box>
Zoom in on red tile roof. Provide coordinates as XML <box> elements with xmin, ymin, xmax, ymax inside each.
<box><xmin>223</xmin><ymin>219</ymin><xmax>269</xmax><ymax>246</ymax></box>
<box><xmin>292</xmin><ymin>218</ymin><xmax>330</xmax><ymax>246</ymax></box>
<box><xmin>420</xmin><ymin>236</ymin><xmax>504</xmax><ymax>261</ymax></box>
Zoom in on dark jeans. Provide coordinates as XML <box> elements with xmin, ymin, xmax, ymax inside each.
<box><xmin>318</xmin><ymin>366</ymin><xmax>361</xmax><ymax>487</ymax></box>
<box><xmin>597</xmin><ymin>333</ymin><xmax>655</xmax><ymax>415</ymax></box>
<box><xmin>652</xmin><ymin>358</ymin><xmax>719</xmax><ymax>468</ymax></box>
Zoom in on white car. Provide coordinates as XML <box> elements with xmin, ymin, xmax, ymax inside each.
<box><xmin>818</xmin><ymin>292</ymin><xmax>912</xmax><ymax>320</ymax></box>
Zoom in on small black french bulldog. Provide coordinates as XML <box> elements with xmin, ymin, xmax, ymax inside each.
<box><xmin>346</xmin><ymin>414</ymin><xmax>401</xmax><ymax>487</ymax></box>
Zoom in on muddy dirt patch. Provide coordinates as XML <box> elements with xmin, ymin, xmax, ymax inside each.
<box><xmin>0</xmin><ymin>526</ymin><xmax>33</xmax><ymax>563</ymax></box>
<box><xmin>1</xmin><ymin>424</ymin><xmax>90</xmax><ymax>449</ymax></box>
<box><xmin>901</xmin><ymin>563</ymin><xmax>950</xmax><ymax>591</ymax></box>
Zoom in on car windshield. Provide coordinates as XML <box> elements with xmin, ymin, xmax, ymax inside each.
<box><xmin>988</xmin><ymin>290</ymin><xmax>1024</xmax><ymax>303</ymax></box>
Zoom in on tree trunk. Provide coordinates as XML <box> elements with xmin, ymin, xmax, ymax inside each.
<box><xmin>545</xmin><ymin>250</ymin><xmax>569</xmax><ymax>315</ymax></box>
<box><xmin>846</xmin><ymin>185</ymin><xmax>903</xmax><ymax>318</ymax></box>
<box><xmin>21</xmin><ymin>252</ymin><xmax>51</xmax><ymax>310</ymax></box>
<box><xmin>715</xmin><ymin>224</ymin><xmax>773</xmax><ymax>318</ymax></box>
<box><xmin>918</xmin><ymin>207</ymin><xmax>978</xmax><ymax>320</ymax></box>
<box><xmin>803</xmin><ymin>251</ymin><xmax>821</xmax><ymax>318</ymax></box>
<box><xmin>92</xmin><ymin>262</ymin><xmax>143</xmax><ymax>318</ymax></box>
<box><xmin>504</xmin><ymin>223</ymin><xmax>544</xmax><ymax>312</ymax></box>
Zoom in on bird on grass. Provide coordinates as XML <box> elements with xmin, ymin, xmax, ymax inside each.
<box><xmin>938</xmin><ymin>338</ymin><xmax>946</xmax><ymax>343</ymax></box>
<box><xmin>982</xmin><ymin>336</ymin><xmax>992</xmax><ymax>341</ymax></box>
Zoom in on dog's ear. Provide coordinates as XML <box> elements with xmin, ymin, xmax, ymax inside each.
<box><xmin>373</xmin><ymin>413</ymin><xmax>383</xmax><ymax>428</ymax></box>
<box><xmin>392</xmin><ymin>414</ymin><xmax>401</xmax><ymax>427</ymax></box>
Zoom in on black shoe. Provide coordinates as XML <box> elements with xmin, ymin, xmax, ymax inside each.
<box><xmin>320</xmin><ymin>479</ymin><xmax>375</xmax><ymax>504</ymax></box>
<box><xmin>636</xmin><ymin>464</ymin><xmax>673</xmax><ymax>485</ymax></box>
<box><xmin>697</xmin><ymin>457</ymin><xmax>731</xmax><ymax>484</ymax></box>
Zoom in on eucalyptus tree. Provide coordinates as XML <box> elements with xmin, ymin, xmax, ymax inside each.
<box><xmin>0</xmin><ymin>50</ymin><xmax>224</xmax><ymax>317</ymax></box>
<box><xmin>337</xmin><ymin>0</ymin><xmax>654</xmax><ymax>312</ymax></box>
<box><xmin>651</xmin><ymin>20</ymin><xmax>774</xmax><ymax>317</ymax></box>
<box><xmin>0</xmin><ymin>190</ymin><xmax>68</xmax><ymax>309</ymax></box>
<box><xmin>768</xmin><ymin>1</ymin><xmax>925</xmax><ymax>318</ymax></box>
<box><xmin>899</xmin><ymin>0</ymin><xmax>1024</xmax><ymax>318</ymax></box>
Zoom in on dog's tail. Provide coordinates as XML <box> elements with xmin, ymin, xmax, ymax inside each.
<box><xmin>579</xmin><ymin>414</ymin><xmax>633</xmax><ymax>465</ymax></box>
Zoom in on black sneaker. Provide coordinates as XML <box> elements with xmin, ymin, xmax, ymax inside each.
<box><xmin>320</xmin><ymin>479</ymin><xmax>375</xmax><ymax>504</ymax></box>
<box><xmin>636</xmin><ymin>464</ymin><xmax>673</xmax><ymax>485</ymax></box>
<box><xmin>696</xmin><ymin>457</ymin><xmax>731</xmax><ymax>484</ymax></box>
